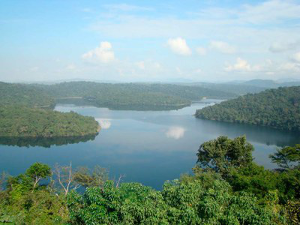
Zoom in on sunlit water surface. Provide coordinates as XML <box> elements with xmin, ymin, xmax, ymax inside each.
<box><xmin>0</xmin><ymin>101</ymin><xmax>299</xmax><ymax>189</ymax></box>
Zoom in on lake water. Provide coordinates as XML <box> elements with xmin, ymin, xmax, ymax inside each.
<box><xmin>1</xmin><ymin>101</ymin><xmax>300</xmax><ymax>189</ymax></box>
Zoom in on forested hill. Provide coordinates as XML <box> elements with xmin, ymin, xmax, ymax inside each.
<box><xmin>0</xmin><ymin>82</ymin><xmax>54</xmax><ymax>108</ymax></box>
<box><xmin>195</xmin><ymin>86</ymin><xmax>300</xmax><ymax>131</ymax></box>
<box><xmin>0</xmin><ymin>82</ymin><xmax>99</xmax><ymax>138</ymax></box>
<box><xmin>35</xmin><ymin>82</ymin><xmax>237</xmax><ymax>108</ymax></box>
<box><xmin>0</xmin><ymin>106</ymin><xmax>99</xmax><ymax>138</ymax></box>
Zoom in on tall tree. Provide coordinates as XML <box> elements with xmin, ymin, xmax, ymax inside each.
<box><xmin>25</xmin><ymin>162</ymin><xmax>51</xmax><ymax>190</ymax></box>
<box><xmin>197</xmin><ymin>136</ymin><xmax>254</xmax><ymax>175</ymax></box>
<box><xmin>270</xmin><ymin>144</ymin><xmax>300</xmax><ymax>169</ymax></box>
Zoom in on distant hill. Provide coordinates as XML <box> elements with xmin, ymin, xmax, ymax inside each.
<box><xmin>195</xmin><ymin>86</ymin><xmax>300</xmax><ymax>131</ymax></box>
<box><xmin>0</xmin><ymin>82</ymin><xmax>54</xmax><ymax>108</ymax></box>
<box><xmin>188</xmin><ymin>82</ymin><xmax>267</xmax><ymax>95</ymax></box>
<box><xmin>35</xmin><ymin>82</ymin><xmax>237</xmax><ymax>109</ymax></box>
<box><xmin>243</xmin><ymin>79</ymin><xmax>300</xmax><ymax>89</ymax></box>
<box><xmin>0</xmin><ymin>82</ymin><xmax>99</xmax><ymax>138</ymax></box>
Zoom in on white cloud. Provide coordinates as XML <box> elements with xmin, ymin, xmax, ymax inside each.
<box><xmin>166</xmin><ymin>126</ymin><xmax>186</xmax><ymax>140</ymax></box>
<box><xmin>82</xmin><ymin>42</ymin><xmax>115</xmax><ymax>63</ymax></box>
<box><xmin>239</xmin><ymin>0</ymin><xmax>300</xmax><ymax>24</ymax></box>
<box><xmin>136</xmin><ymin>61</ymin><xmax>145</xmax><ymax>70</ymax></box>
<box><xmin>66</xmin><ymin>64</ymin><xmax>76</xmax><ymax>70</ymax></box>
<box><xmin>196</xmin><ymin>47</ymin><xmax>206</xmax><ymax>56</ymax></box>
<box><xmin>210</xmin><ymin>41</ymin><xmax>236</xmax><ymax>54</ymax></box>
<box><xmin>279</xmin><ymin>62</ymin><xmax>300</xmax><ymax>72</ymax></box>
<box><xmin>225</xmin><ymin>58</ymin><xmax>251</xmax><ymax>72</ymax></box>
<box><xmin>269</xmin><ymin>40</ymin><xmax>300</xmax><ymax>53</ymax></box>
<box><xmin>167</xmin><ymin>38</ymin><xmax>192</xmax><ymax>56</ymax></box>
<box><xmin>291</xmin><ymin>52</ymin><xmax>300</xmax><ymax>63</ymax></box>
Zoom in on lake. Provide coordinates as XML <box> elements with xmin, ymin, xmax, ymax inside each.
<box><xmin>1</xmin><ymin>100</ymin><xmax>299</xmax><ymax>189</ymax></box>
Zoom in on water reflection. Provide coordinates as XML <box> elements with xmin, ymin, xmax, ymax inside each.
<box><xmin>96</xmin><ymin>118</ymin><xmax>112</xmax><ymax>130</ymax></box>
<box><xmin>0</xmin><ymin>135</ymin><xmax>97</xmax><ymax>148</ymax></box>
<box><xmin>197</xmin><ymin>119</ymin><xmax>300</xmax><ymax>148</ymax></box>
<box><xmin>56</xmin><ymin>98</ymin><xmax>188</xmax><ymax>111</ymax></box>
<box><xmin>166</xmin><ymin>126</ymin><xmax>186</xmax><ymax>139</ymax></box>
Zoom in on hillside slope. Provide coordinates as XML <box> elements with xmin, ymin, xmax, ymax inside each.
<box><xmin>195</xmin><ymin>86</ymin><xmax>300</xmax><ymax>131</ymax></box>
<box><xmin>35</xmin><ymin>82</ymin><xmax>237</xmax><ymax>109</ymax></box>
<box><xmin>0</xmin><ymin>82</ymin><xmax>54</xmax><ymax>108</ymax></box>
<box><xmin>0</xmin><ymin>106</ymin><xmax>99</xmax><ymax>137</ymax></box>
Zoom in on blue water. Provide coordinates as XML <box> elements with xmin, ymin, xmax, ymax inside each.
<box><xmin>0</xmin><ymin>101</ymin><xmax>299</xmax><ymax>189</ymax></box>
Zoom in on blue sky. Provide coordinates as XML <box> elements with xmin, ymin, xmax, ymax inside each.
<box><xmin>1</xmin><ymin>0</ymin><xmax>300</xmax><ymax>82</ymax></box>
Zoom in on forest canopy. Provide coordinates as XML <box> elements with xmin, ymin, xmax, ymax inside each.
<box><xmin>195</xmin><ymin>86</ymin><xmax>300</xmax><ymax>131</ymax></box>
<box><xmin>0</xmin><ymin>106</ymin><xmax>99</xmax><ymax>138</ymax></box>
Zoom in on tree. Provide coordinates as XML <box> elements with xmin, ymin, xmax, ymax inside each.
<box><xmin>196</xmin><ymin>136</ymin><xmax>254</xmax><ymax>175</ymax></box>
<box><xmin>73</xmin><ymin>166</ymin><xmax>108</xmax><ymax>188</ymax></box>
<box><xmin>270</xmin><ymin>144</ymin><xmax>300</xmax><ymax>169</ymax></box>
<box><xmin>0</xmin><ymin>172</ymin><xmax>8</xmax><ymax>191</ymax></box>
<box><xmin>54</xmin><ymin>163</ymin><xmax>76</xmax><ymax>195</ymax></box>
<box><xmin>25</xmin><ymin>162</ymin><xmax>51</xmax><ymax>190</ymax></box>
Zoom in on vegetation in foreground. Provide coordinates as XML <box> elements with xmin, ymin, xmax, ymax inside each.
<box><xmin>196</xmin><ymin>86</ymin><xmax>300</xmax><ymax>131</ymax></box>
<box><xmin>0</xmin><ymin>136</ymin><xmax>299</xmax><ymax>224</ymax></box>
<box><xmin>0</xmin><ymin>106</ymin><xmax>99</xmax><ymax>138</ymax></box>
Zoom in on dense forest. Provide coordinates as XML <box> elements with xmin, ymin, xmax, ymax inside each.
<box><xmin>35</xmin><ymin>82</ymin><xmax>237</xmax><ymax>108</ymax></box>
<box><xmin>0</xmin><ymin>82</ymin><xmax>54</xmax><ymax>108</ymax></box>
<box><xmin>0</xmin><ymin>82</ymin><xmax>100</xmax><ymax>138</ymax></box>
<box><xmin>0</xmin><ymin>106</ymin><xmax>99</xmax><ymax>138</ymax></box>
<box><xmin>196</xmin><ymin>86</ymin><xmax>300</xmax><ymax>131</ymax></box>
<box><xmin>0</xmin><ymin>136</ymin><xmax>299</xmax><ymax>224</ymax></box>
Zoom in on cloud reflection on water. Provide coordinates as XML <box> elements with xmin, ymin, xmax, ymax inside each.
<box><xmin>166</xmin><ymin>126</ymin><xmax>186</xmax><ymax>139</ymax></box>
<box><xmin>96</xmin><ymin>118</ymin><xmax>112</xmax><ymax>130</ymax></box>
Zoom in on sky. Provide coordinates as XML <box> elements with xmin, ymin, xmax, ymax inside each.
<box><xmin>1</xmin><ymin>0</ymin><xmax>300</xmax><ymax>83</ymax></box>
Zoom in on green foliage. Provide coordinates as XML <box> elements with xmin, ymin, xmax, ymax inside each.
<box><xmin>0</xmin><ymin>190</ymin><xmax>68</xmax><ymax>224</ymax></box>
<box><xmin>0</xmin><ymin>82</ymin><xmax>54</xmax><ymax>108</ymax></box>
<box><xmin>37</xmin><ymin>82</ymin><xmax>237</xmax><ymax>109</ymax></box>
<box><xmin>67</xmin><ymin>179</ymin><xmax>283</xmax><ymax>224</ymax></box>
<box><xmin>26</xmin><ymin>162</ymin><xmax>51</xmax><ymax>189</ymax></box>
<box><xmin>196</xmin><ymin>86</ymin><xmax>300</xmax><ymax>131</ymax></box>
<box><xmin>197</xmin><ymin>136</ymin><xmax>254</xmax><ymax>174</ymax></box>
<box><xmin>285</xmin><ymin>200</ymin><xmax>300</xmax><ymax>225</ymax></box>
<box><xmin>270</xmin><ymin>144</ymin><xmax>300</xmax><ymax>169</ymax></box>
<box><xmin>73</xmin><ymin>166</ymin><xmax>108</xmax><ymax>188</ymax></box>
<box><xmin>0</xmin><ymin>106</ymin><xmax>99</xmax><ymax>137</ymax></box>
<box><xmin>2</xmin><ymin>137</ymin><xmax>300</xmax><ymax>224</ymax></box>
<box><xmin>26</xmin><ymin>162</ymin><xmax>51</xmax><ymax>180</ymax></box>
<box><xmin>227</xmin><ymin>163</ymin><xmax>279</xmax><ymax>200</ymax></box>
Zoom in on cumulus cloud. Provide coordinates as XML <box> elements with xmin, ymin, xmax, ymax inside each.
<box><xmin>166</xmin><ymin>126</ymin><xmax>186</xmax><ymax>139</ymax></box>
<box><xmin>167</xmin><ymin>38</ymin><xmax>192</xmax><ymax>56</ymax></box>
<box><xmin>225</xmin><ymin>58</ymin><xmax>252</xmax><ymax>72</ymax></box>
<box><xmin>95</xmin><ymin>118</ymin><xmax>111</xmax><ymax>129</ymax></box>
<box><xmin>210</xmin><ymin>41</ymin><xmax>236</xmax><ymax>54</ymax></box>
<box><xmin>196</xmin><ymin>47</ymin><xmax>206</xmax><ymax>56</ymax></box>
<box><xmin>82</xmin><ymin>42</ymin><xmax>115</xmax><ymax>63</ymax></box>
